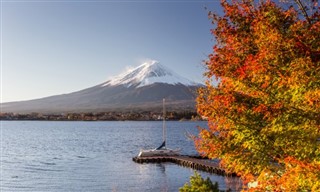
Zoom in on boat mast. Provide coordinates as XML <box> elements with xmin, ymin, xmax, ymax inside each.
<box><xmin>163</xmin><ymin>98</ymin><xmax>166</xmax><ymax>148</ymax></box>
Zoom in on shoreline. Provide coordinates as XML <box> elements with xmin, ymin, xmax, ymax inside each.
<box><xmin>0</xmin><ymin>111</ymin><xmax>205</xmax><ymax>121</ymax></box>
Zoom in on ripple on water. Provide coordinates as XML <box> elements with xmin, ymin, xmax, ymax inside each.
<box><xmin>1</xmin><ymin>121</ymin><xmax>242</xmax><ymax>191</ymax></box>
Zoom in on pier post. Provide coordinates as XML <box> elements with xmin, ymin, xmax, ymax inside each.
<box><xmin>132</xmin><ymin>155</ymin><xmax>237</xmax><ymax>177</ymax></box>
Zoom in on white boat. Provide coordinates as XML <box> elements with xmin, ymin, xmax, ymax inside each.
<box><xmin>138</xmin><ymin>147</ymin><xmax>180</xmax><ymax>157</ymax></box>
<box><xmin>138</xmin><ymin>99</ymin><xmax>180</xmax><ymax>157</ymax></box>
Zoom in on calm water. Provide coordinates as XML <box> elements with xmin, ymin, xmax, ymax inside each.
<box><xmin>0</xmin><ymin>121</ymin><xmax>241</xmax><ymax>191</ymax></box>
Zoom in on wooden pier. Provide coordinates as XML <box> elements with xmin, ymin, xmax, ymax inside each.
<box><xmin>132</xmin><ymin>155</ymin><xmax>237</xmax><ymax>177</ymax></box>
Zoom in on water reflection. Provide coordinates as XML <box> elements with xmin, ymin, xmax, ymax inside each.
<box><xmin>156</xmin><ymin>163</ymin><xmax>166</xmax><ymax>175</ymax></box>
<box><xmin>156</xmin><ymin>163</ymin><xmax>169</xmax><ymax>192</ymax></box>
<box><xmin>225</xmin><ymin>176</ymin><xmax>243</xmax><ymax>191</ymax></box>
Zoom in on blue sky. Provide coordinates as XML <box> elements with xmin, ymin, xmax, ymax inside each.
<box><xmin>1</xmin><ymin>0</ymin><xmax>222</xmax><ymax>102</ymax></box>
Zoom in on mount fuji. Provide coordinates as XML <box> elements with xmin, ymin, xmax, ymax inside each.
<box><xmin>1</xmin><ymin>61</ymin><xmax>202</xmax><ymax>113</ymax></box>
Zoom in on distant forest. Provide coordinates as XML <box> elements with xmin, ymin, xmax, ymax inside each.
<box><xmin>0</xmin><ymin>111</ymin><xmax>204</xmax><ymax>121</ymax></box>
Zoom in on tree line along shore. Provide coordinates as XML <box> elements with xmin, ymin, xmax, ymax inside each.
<box><xmin>0</xmin><ymin>111</ymin><xmax>205</xmax><ymax>121</ymax></box>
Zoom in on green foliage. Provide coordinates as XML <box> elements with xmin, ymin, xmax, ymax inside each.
<box><xmin>179</xmin><ymin>172</ymin><xmax>220</xmax><ymax>192</ymax></box>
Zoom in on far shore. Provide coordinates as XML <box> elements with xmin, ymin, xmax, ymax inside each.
<box><xmin>0</xmin><ymin>111</ymin><xmax>206</xmax><ymax>121</ymax></box>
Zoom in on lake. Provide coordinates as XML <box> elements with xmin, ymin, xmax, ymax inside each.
<box><xmin>0</xmin><ymin>121</ymin><xmax>241</xmax><ymax>191</ymax></box>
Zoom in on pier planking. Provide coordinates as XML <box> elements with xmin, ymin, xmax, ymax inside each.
<box><xmin>132</xmin><ymin>155</ymin><xmax>237</xmax><ymax>177</ymax></box>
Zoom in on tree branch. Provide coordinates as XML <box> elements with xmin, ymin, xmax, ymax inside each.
<box><xmin>294</xmin><ymin>0</ymin><xmax>311</xmax><ymax>24</ymax></box>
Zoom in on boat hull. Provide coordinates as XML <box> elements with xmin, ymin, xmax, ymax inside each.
<box><xmin>138</xmin><ymin>148</ymin><xmax>180</xmax><ymax>157</ymax></box>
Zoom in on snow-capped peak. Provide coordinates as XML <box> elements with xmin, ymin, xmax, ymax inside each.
<box><xmin>102</xmin><ymin>60</ymin><xmax>197</xmax><ymax>88</ymax></box>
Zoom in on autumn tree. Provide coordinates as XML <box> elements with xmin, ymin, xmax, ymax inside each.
<box><xmin>196</xmin><ymin>0</ymin><xmax>320</xmax><ymax>190</ymax></box>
